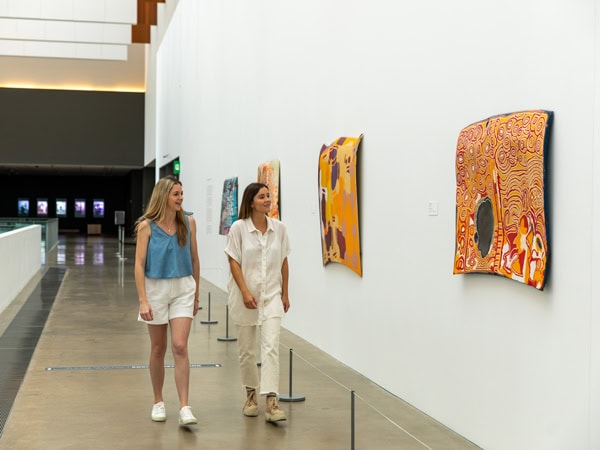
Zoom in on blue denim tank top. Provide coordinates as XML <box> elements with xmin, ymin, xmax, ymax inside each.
<box><xmin>145</xmin><ymin>215</ymin><xmax>192</xmax><ymax>279</ymax></box>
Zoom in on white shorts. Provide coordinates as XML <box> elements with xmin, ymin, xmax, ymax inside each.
<box><xmin>138</xmin><ymin>276</ymin><xmax>196</xmax><ymax>325</ymax></box>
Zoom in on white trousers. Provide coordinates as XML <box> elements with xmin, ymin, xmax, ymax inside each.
<box><xmin>236</xmin><ymin>317</ymin><xmax>281</xmax><ymax>395</ymax></box>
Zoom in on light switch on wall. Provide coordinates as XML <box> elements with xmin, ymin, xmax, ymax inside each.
<box><xmin>428</xmin><ymin>201</ymin><xmax>439</xmax><ymax>216</ymax></box>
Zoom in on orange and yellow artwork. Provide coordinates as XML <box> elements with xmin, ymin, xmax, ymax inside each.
<box><xmin>318</xmin><ymin>134</ymin><xmax>363</xmax><ymax>277</ymax></box>
<box><xmin>257</xmin><ymin>160</ymin><xmax>280</xmax><ymax>219</ymax></box>
<box><xmin>454</xmin><ymin>110</ymin><xmax>553</xmax><ymax>290</ymax></box>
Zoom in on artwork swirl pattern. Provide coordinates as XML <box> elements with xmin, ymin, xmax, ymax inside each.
<box><xmin>319</xmin><ymin>134</ymin><xmax>363</xmax><ymax>277</ymax></box>
<box><xmin>454</xmin><ymin>110</ymin><xmax>553</xmax><ymax>290</ymax></box>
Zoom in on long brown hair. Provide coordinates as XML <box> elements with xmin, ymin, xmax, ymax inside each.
<box><xmin>238</xmin><ymin>182</ymin><xmax>269</xmax><ymax>220</ymax></box>
<box><xmin>135</xmin><ymin>175</ymin><xmax>188</xmax><ymax>246</ymax></box>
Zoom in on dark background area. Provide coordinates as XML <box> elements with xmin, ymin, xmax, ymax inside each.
<box><xmin>0</xmin><ymin>87</ymin><xmax>153</xmax><ymax>236</ymax></box>
<box><xmin>0</xmin><ymin>170</ymin><xmax>152</xmax><ymax>236</ymax></box>
<box><xmin>0</xmin><ymin>87</ymin><xmax>144</xmax><ymax>167</ymax></box>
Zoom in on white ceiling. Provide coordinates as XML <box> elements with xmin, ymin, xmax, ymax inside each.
<box><xmin>0</xmin><ymin>0</ymin><xmax>137</xmax><ymax>60</ymax></box>
<box><xmin>0</xmin><ymin>0</ymin><xmax>146</xmax><ymax>92</ymax></box>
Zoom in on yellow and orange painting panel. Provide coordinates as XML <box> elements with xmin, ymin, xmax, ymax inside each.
<box><xmin>258</xmin><ymin>160</ymin><xmax>280</xmax><ymax>219</ymax></box>
<box><xmin>454</xmin><ymin>110</ymin><xmax>553</xmax><ymax>290</ymax></box>
<box><xmin>319</xmin><ymin>134</ymin><xmax>363</xmax><ymax>277</ymax></box>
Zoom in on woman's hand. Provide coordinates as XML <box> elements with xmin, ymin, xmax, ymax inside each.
<box><xmin>139</xmin><ymin>300</ymin><xmax>153</xmax><ymax>321</ymax></box>
<box><xmin>282</xmin><ymin>294</ymin><xmax>290</xmax><ymax>313</ymax></box>
<box><xmin>280</xmin><ymin>258</ymin><xmax>290</xmax><ymax>313</ymax></box>
<box><xmin>242</xmin><ymin>291</ymin><xmax>257</xmax><ymax>309</ymax></box>
<box><xmin>193</xmin><ymin>299</ymin><xmax>200</xmax><ymax>316</ymax></box>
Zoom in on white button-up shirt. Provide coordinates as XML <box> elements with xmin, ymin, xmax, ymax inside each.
<box><xmin>224</xmin><ymin>217</ymin><xmax>291</xmax><ymax>325</ymax></box>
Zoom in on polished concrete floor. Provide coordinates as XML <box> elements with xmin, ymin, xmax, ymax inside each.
<box><xmin>0</xmin><ymin>235</ymin><xmax>481</xmax><ymax>450</ymax></box>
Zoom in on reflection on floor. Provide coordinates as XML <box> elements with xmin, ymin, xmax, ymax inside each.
<box><xmin>0</xmin><ymin>235</ymin><xmax>480</xmax><ymax>449</ymax></box>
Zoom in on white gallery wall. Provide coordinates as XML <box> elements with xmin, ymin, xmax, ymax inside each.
<box><xmin>147</xmin><ymin>1</ymin><xmax>600</xmax><ymax>448</ymax></box>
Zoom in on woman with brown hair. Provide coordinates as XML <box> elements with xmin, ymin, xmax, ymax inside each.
<box><xmin>225</xmin><ymin>182</ymin><xmax>291</xmax><ymax>422</ymax></box>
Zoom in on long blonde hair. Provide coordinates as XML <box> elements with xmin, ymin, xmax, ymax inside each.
<box><xmin>135</xmin><ymin>175</ymin><xmax>188</xmax><ymax>246</ymax></box>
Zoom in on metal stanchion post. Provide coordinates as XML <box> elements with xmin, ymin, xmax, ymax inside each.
<box><xmin>119</xmin><ymin>226</ymin><xmax>127</xmax><ymax>261</ymax></box>
<box><xmin>279</xmin><ymin>348</ymin><xmax>305</xmax><ymax>402</ymax></box>
<box><xmin>217</xmin><ymin>305</ymin><xmax>237</xmax><ymax>341</ymax></box>
<box><xmin>342</xmin><ymin>390</ymin><xmax>362</xmax><ymax>450</ymax></box>
<box><xmin>351</xmin><ymin>390</ymin><xmax>355</xmax><ymax>450</ymax></box>
<box><xmin>200</xmin><ymin>292</ymin><xmax>218</xmax><ymax>324</ymax></box>
<box><xmin>116</xmin><ymin>225</ymin><xmax>120</xmax><ymax>257</ymax></box>
<box><xmin>116</xmin><ymin>225</ymin><xmax>126</xmax><ymax>260</ymax></box>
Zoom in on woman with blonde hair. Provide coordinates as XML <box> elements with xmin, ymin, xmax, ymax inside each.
<box><xmin>135</xmin><ymin>175</ymin><xmax>200</xmax><ymax>426</ymax></box>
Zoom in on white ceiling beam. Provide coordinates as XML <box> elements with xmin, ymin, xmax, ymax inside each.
<box><xmin>0</xmin><ymin>39</ymin><xmax>128</xmax><ymax>60</ymax></box>
<box><xmin>0</xmin><ymin>0</ymin><xmax>137</xmax><ymax>24</ymax></box>
<box><xmin>0</xmin><ymin>18</ymin><xmax>131</xmax><ymax>44</ymax></box>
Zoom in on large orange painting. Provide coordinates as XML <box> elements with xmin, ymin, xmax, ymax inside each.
<box><xmin>258</xmin><ymin>160</ymin><xmax>280</xmax><ymax>219</ymax></box>
<box><xmin>319</xmin><ymin>134</ymin><xmax>363</xmax><ymax>277</ymax></box>
<box><xmin>454</xmin><ymin>110</ymin><xmax>553</xmax><ymax>290</ymax></box>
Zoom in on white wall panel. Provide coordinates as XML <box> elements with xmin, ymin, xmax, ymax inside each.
<box><xmin>0</xmin><ymin>38</ymin><xmax>19</xmax><ymax>52</ymax></box>
<box><xmin>45</xmin><ymin>20</ymin><xmax>76</xmax><ymax>41</ymax></box>
<box><xmin>0</xmin><ymin>18</ymin><xmax>17</xmax><ymax>36</ymax></box>
<box><xmin>40</xmin><ymin>0</ymin><xmax>70</xmax><ymax>20</ymax></box>
<box><xmin>149</xmin><ymin>0</ymin><xmax>600</xmax><ymax>448</ymax></box>
<box><xmin>105</xmin><ymin>0</ymin><xmax>136</xmax><ymax>23</ymax></box>
<box><xmin>4</xmin><ymin>0</ymin><xmax>41</xmax><ymax>18</ymax></box>
<box><xmin>73</xmin><ymin>0</ymin><xmax>105</xmax><ymax>22</ymax></box>
<box><xmin>15</xmin><ymin>18</ymin><xmax>43</xmax><ymax>39</ymax></box>
<box><xmin>99</xmin><ymin>23</ymin><xmax>130</xmax><ymax>43</ymax></box>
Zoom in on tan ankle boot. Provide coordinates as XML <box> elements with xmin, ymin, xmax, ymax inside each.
<box><xmin>243</xmin><ymin>388</ymin><xmax>258</xmax><ymax>417</ymax></box>
<box><xmin>265</xmin><ymin>395</ymin><xmax>286</xmax><ymax>422</ymax></box>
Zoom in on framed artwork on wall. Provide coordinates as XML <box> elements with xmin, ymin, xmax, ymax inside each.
<box><xmin>453</xmin><ymin>110</ymin><xmax>553</xmax><ymax>290</ymax></box>
<box><xmin>37</xmin><ymin>198</ymin><xmax>48</xmax><ymax>217</ymax></box>
<box><xmin>17</xmin><ymin>199</ymin><xmax>29</xmax><ymax>217</ymax></box>
<box><xmin>93</xmin><ymin>199</ymin><xmax>105</xmax><ymax>218</ymax></box>
<box><xmin>56</xmin><ymin>199</ymin><xmax>67</xmax><ymax>217</ymax></box>
<box><xmin>219</xmin><ymin>177</ymin><xmax>238</xmax><ymax>235</ymax></box>
<box><xmin>318</xmin><ymin>134</ymin><xmax>364</xmax><ymax>277</ymax></box>
<box><xmin>74</xmin><ymin>199</ymin><xmax>86</xmax><ymax>218</ymax></box>
<box><xmin>257</xmin><ymin>160</ymin><xmax>280</xmax><ymax>219</ymax></box>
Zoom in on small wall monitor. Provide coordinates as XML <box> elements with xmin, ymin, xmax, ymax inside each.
<box><xmin>37</xmin><ymin>198</ymin><xmax>48</xmax><ymax>217</ymax></box>
<box><xmin>17</xmin><ymin>199</ymin><xmax>29</xmax><ymax>217</ymax></box>
<box><xmin>93</xmin><ymin>199</ymin><xmax>105</xmax><ymax>218</ymax></box>
<box><xmin>56</xmin><ymin>199</ymin><xmax>67</xmax><ymax>217</ymax></box>
<box><xmin>74</xmin><ymin>199</ymin><xmax>86</xmax><ymax>218</ymax></box>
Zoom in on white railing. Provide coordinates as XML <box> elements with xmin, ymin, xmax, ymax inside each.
<box><xmin>0</xmin><ymin>225</ymin><xmax>42</xmax><ymax>315</ymax></box>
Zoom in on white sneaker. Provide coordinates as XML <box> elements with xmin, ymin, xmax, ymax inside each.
<box><xmin>179</xmin><ymin>406</ymin><xmax>197</xmax><ymax>425</ymax></box>
<box><xmin>151</xmin><ymin>401</ymin><xmax>166</xmax><ymax>422</ymax></box>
